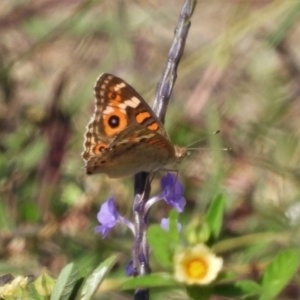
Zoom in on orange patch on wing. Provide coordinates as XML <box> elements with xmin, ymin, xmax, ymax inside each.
<box><xmin>108</xmin><ymin>92</ymin><xmax>122</xmax><ymax>102</ymax></box>
<box><xmin>107</xmin><ymin>100</ymin><xmax>121</xmax><ymax>107</ymax></box>
<box><xmin>136</xmin><ymin>111</ymin><xmax>151</xmax><ymax>124</ymax></box>
<box><xmin>94</xmin><ymin>143</ymin><xmax>108</xmax><ymax>154</ymax></box>
<box><xmin>155</xmin><ymin>141</ymin><xmax>167</xmax><ymax>148</ymax></box>
<box><xmin>147</xmin><ymin>122</ymin><xmax>159</xmax><ymax>131</ymax></box>
<box><xmin>128</xmin><ymin>134</ymin><xmax>137</xmax><ymax>143</ymax></box>
<box><xmin>103</xmin><ymin>110</ymin><xmax>128</xmax><ymax>137</ymax></box>
<box><xmin>147</xmin><ymin>138</ymin><xmax>161</xmax><ymax>145</ymax></box>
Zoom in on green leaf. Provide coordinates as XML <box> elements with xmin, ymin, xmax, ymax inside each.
<box><xmin>260</xmin><ymin>248</ymin><xmax>300</xmax><ymax>300</ymax></box>
<box><xmin>23</xmin><ymin>17</ymin><xmax>55</xmax><ymax>39</ymax></box>
<box><xmin>205</xmin><ymin>194</ymin><xmax>225</xmax><ymax>240</ymax></box>
<box><xmin>50</xmin><ymin>263</ymin><xmax>78</xmax><ymax>300</ymax></box>
<box><xmin>168</xmin><ymin>210</ymin><xmax>181</xmax><ymax>245</ymax></box>
<box><xmin>27</xmin><ymin>282</ymin><xmax>44</xmax><ymax>300</ymax></box>
<box><xmin>77</xmin><ymin>254</ymin><xmax>119</xmax><ymax>300</ymax></box>
<box><xmin>268</xmin><ymin>1</ymin><xmax>300</xmax><ymax>47</ymax></box>
<box><xmin>122</xmin><ymin>273</ymin><xmax>176</xmax><ymax>290</ymax></box>
<box><xmin>18</xmin><ymin>137</ymin><xmax>47</xmax><ymax>170</ymax></box>
<box><xmin>147</xmin><ymin>211</ymin><xmax>181</xmax><ymax>269</ymax></box>
<box><xmin>34</xmin><ymin>269</ymin><xmax>56</xmax><ymax>297</ymax></box>
<box><xmin>186</xmin><ymin>285</ymin><xmax>212</xmax><ymax>300</ymax></box>
<box><xmin>147</xmin><ymin>225</ymin><xmax>172</xmax><ymax>268</ymax></box>
<box><xmin>214</xmin><ymin>280</ymin><xmax>261</xmax><ymax>298</ymax></box>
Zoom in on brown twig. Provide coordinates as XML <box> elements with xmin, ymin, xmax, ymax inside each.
<box><xmin>132</xmin><ymin>1</ymin><xmax>197</xmax><ymax>299</ymax></box>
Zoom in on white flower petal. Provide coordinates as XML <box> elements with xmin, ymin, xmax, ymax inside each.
<box><xmin>174</xmin><ymin>243</ymin><xmax>223</xmax><ymax>285</ymax></box>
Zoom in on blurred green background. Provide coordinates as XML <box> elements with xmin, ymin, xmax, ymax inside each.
<box><xmin>1</xmin><ymin>0</ymin><xmax>300</xmax><ymax>299</ymax></box>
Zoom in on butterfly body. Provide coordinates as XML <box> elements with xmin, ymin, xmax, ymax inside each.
<box><xmin>82</xmin><ymin>74</ymin><xmax>187</xmax><ymax>178</ymax></box>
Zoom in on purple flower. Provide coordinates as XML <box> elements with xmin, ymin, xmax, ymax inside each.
<box><xmin>95</xmin><ymin>197</ymin><xmax>134</xmax><ymax>238</ymax></box>
<box><xmin>95</xmin><ymin>197</ymin><xmax>118</xmax><ymax>238</ymax></box>
<box><xmin>125</xmin><ymin>260</ymin><xmax>136</xmax><ymax>276</ymax></box>
<box><xmin>160</xmin><ymin>218</ymin><xmax>182</xmax><ymax>232</ymax></box>
<box><xmin>161</xmin><ymin>173</ymin><xmax>186</xmax><ymax>212</ymax></box>
<box><xmin>145</xmin><ymin>173</ymin><xmax>186</xmax><ymax>213</ymax></box>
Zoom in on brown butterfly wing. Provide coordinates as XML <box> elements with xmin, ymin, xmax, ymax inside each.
<box><xmin>85</xmin><ymin>125</ymin><xmax>175</xmax><ymax>177</ymax></box>
<box><xmin>82</xmin><ymin>74</ymin><xmax>169</xmax><ymax>162</ymax></box>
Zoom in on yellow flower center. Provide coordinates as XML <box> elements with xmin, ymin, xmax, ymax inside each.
<box><xmin>185</xmin><ymin>258</ymin><xmax>208</xmax><ymax>279</ymax></box>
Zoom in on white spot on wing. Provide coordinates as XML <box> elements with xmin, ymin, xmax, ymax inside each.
<box><xmin>131</xmin><ymin>97</ymin><xmax>140</xmax><ymax>105</ymax></box>
<box><xmin>137</xmin><ymin>133</ymin><xmax>155</xmax><ymax>140</ymax></box>
<box><xmin>114</xmin><ymin>83</ymin><xmax>126</xmax><ymax>91</ymax></box>
<box><xmin>103</xmin><ymin>106</ymin><xmax>114</xmax><ymax>115</ymax></box>
<box><xmin>118</xmin><ymin>103</ymin><xmax>127</xmax><ymax>110</ymax></box>
<box><xmin>124</xmin><ymin>98</ymin><xmax>140</xmax><ymax>108</ymax></box>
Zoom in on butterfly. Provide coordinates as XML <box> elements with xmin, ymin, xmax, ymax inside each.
<box><xmin>82</xmin><ymin>73</ymin><xmax>188</xmax><ymax>178</ymax></box>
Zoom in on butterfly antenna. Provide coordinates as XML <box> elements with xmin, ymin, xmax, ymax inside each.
<box><xmin>185</xmin><ymin>130</ymin><xmax>220</xmax><ymax>148</ymax></box>
<box><xmin>187</xmin><ymin>147</ymin><xmax>232</xmax><ymax>151</ymax></box>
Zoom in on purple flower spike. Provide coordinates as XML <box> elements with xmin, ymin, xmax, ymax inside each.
<box><xmin>161</xmin><ymin>173</ymin><xmax>186</xmax><ymax>212</ymax></box>
<box><xmin>95</xmin><ymin>197</ymin><xmax>118</xmax><ymax>238</ymax></box>
<box><xmin>95</xmin><ymin>197</ymin><xmax>135</xmax><ymax>238</ymax></box>
<box><xmin>160</xmin><ymin>218</ymin><xmax>182</xmax><ymax>232</ymax></box>
<box><xmin>125</xmin><ymin>260</ymin><xmax>136</xmax><ymax>276</ymax></box>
